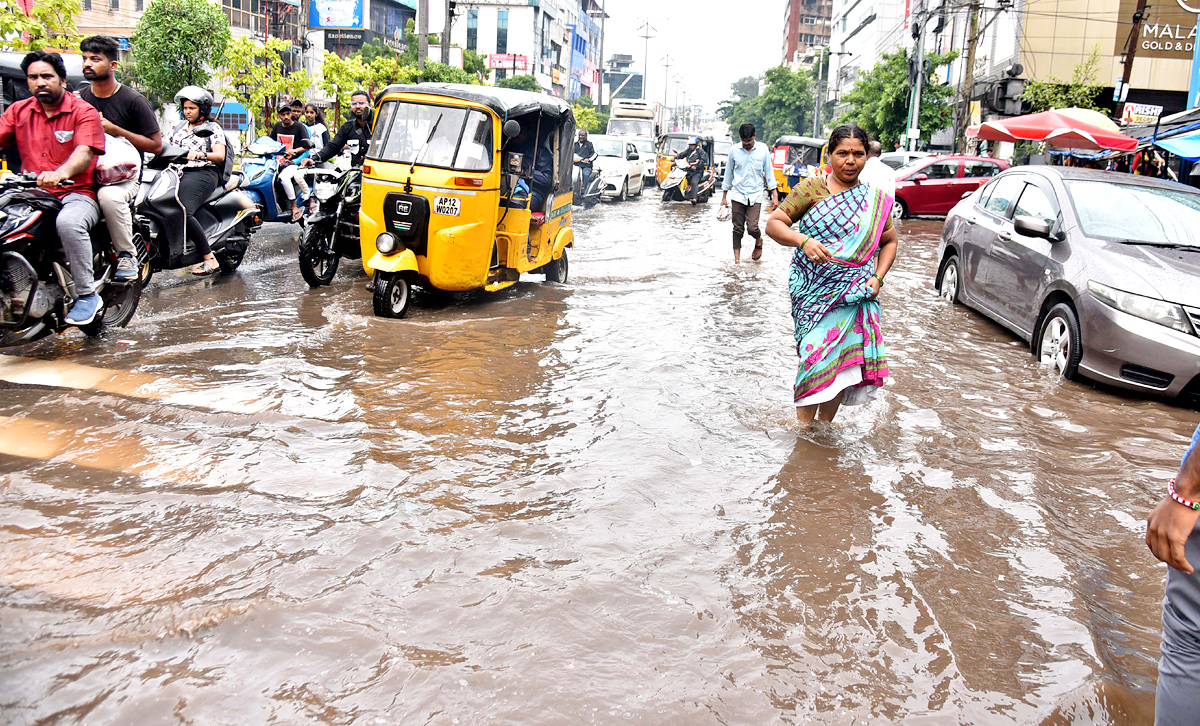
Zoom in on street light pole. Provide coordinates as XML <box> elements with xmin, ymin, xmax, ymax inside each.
<box><xmin>637</xmin><ymin>18</ymin><xmax>655</xmax><ymax>101</ymax></box>
<box><xmin>418</xmin><ymin>0</ymin><xmax>428</xmax><ymax>73</ymax></box>
<box><xmin>597</xmin><ymin>0</ymin><xmax>606</xmax><ymax>107</ymax></box>
<box><xmin>813</xmin><ymin>47</ymin><xmax>824</xmax><ymax>136</ymax></box>
<box><xmin>661</xmin><ymin>55</ymin><xmax>672</xmax><ymax>109</ymax></box>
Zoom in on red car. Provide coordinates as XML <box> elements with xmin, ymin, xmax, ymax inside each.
<box><xmin>893</xmin><ymin>155</ymin><xmax>1009</xmax><ymax>219</ymax></box>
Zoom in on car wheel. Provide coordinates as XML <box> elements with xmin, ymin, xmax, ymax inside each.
<box><xmin>1037</xmin><ymin>303</ymin><xmax>1083</xmax><ymax>380</ymax></box>
<box><xmin>619</xmin><ymin>180</ymin><xmax>627</xmax><ymax>202</ymax></box>
<box><xmin>938</xmin><ymin>255</ymin><xmax>960</xmax><ymax>303</ymax></box>
<box><xmin>892</xmin><ymin>198</ymin><xmax>908</xmax><ymax>221</ymax></box>
<box><xmin>372</xmin><ymin>271</ymin><xmax>411</xmax><ymax>319</ymax></box>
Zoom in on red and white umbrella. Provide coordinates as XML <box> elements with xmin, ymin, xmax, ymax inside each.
<box><xmin>967</xmin><ymin>109</ymin><xmax>1137</xmax><ymax>151</ymax></box>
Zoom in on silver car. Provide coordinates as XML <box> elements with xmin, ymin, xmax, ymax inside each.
<box><xmin>936</xmin><ymin>166</ymin><xmax>1200</xmax><ymax>405</ymax></box>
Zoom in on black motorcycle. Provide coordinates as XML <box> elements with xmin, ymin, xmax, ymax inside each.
<box><xmin>296</xmin><ymin>166</ymin><xmax>361</xmax><ymax>287</ymax></box>
<box><xmin>136</xmin><ymin>137</ymin><xmax>260</xmax><ymax>278</ymax></box>
<box><xmin>0</xmin><ymin>174</ymin><xmax>143</xmax><ymax>345</ymax></box>
<box><xmin>572</xmin><ymin>165</ymin><xmax>602</xmax><ymax>208</ymax></box>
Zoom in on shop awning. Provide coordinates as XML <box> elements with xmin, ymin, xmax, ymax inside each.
<box><xmin>967</xmin><ymin>109</ymin><xmax>1138</xmax><ymax>151</ymax></box>
<box><xmin>1154</xmin><ymin>129</ymin><xmax>1200</xmax><ymax>161</ymax></box>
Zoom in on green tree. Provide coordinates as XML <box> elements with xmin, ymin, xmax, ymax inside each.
<box><xmin>837</xmin><ymin>47</ymin><xmax>958</xmax><ymax>148</ymax></box>
<box><xmin>463</xmin><ymin>50</ymin><xmax>489</xmax><ymax>83</ymax></box>
<box><xmin>572</xmin><ymin>102</ymin><xmax>602</xmax><ymax>133</ymax></box>
<box><xmin>0</xmin><ymin>0</ymin><xmax>82</xmax><ymax>51</ymax></box>
<box><xmin>497</xmin><ymin>74</ymin><xmax>542</xmax><ymax>92</ymax></box>
<box><xmin>719</xmin><ymin>65</ymin><xmax>817</xmax><ymax>145</ymax></box>
<box><xmin>219</xmin><ymin>36</ymin><xmax>312</xmax><ymax>131</ymax></box>
<box><xmin>129</xmin><ymin>0</ymin><xmax>230</xmax><ymax>108</ymax></box>
<box><xmin>730</xmin><ymin>75</ymin><xmax>760</xmax><ymax>103</ymax></box>
<box><xmin>319</xmin><ymin>51</ymin><xmax>370</xmax><ymax>123</ymax></box>
<box><xmin>1020</xmin><ymin>46</ymin><xmax>1103</xmax><ymax>112</ymax></box>
<box><xmin>419</xmin><ymin>61</ymin><xmax>476</xmax><ymax>84</ymax></box>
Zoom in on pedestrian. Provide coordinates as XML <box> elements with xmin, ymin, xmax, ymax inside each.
<box><xmin>1146</xmin><ymin>422</ymin><xmax>1200</xmax><ymax>726</ymax></box>
<box><xmin>164</xmin><ymin>86</ymin><xmax>224</xmax><ymax>276</ymax></box>
<box><xmin>857</xmin><ymin>139</ymin><xmax>895</xmax><ymax>198</ymax></box>
<box><xmin>764</xmin><ymin>124</ymin><xmax>899</xmax><ymax>426</ymax></box>
<box><xmin>574</xmin><ymin>130</ymin><xmax>596</xmax><ymax>193</ymax></box>
<box><xmin>719</xmin><ymin>122</ymin><xmax>778</xmax><ymax>264</ymax></box>
<box><xmin>79</xmin><ymin>35</ymin><xmax>162</xmax><ymax>283</ymax></box>
<box><xmin>0</xmin><ymin>51</ymin><xmax>106</xmax><ymax>325</ymax></box>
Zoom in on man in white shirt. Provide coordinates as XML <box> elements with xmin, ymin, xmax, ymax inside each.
<box><xmin>857</xmin><ymin>139</ymin><xmax>895</xmax><ymax>198</ymax></box>
<box><xmin>719</xmin><ymin>123</ymin><xmax>779</xmax><ymax>263</ymax></box>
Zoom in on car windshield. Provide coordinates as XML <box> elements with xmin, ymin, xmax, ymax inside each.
<box><xmin>633</xmin><ymin>139</ymin><xmax>654</xmax><ymax>155</ymax></box>
<box><xmin>592</xmin><ymin>138</ymin><xmax>625</xmax><ymax>157</ymax></box>
<box><xmin>609</xmin><ymin>119</ymin><xmax>650</xmax><ymax>135</ymax></box>
<box><xmin>1065</xmin><ymin>180</ymin><xmax>1200</xmax><ymax>247</ymax></box>
<box><xmin>367</xmin><ymin>100</ymin><xmax>493</xmax><ymax>171</ymax></box>
<box><xmin>715</xmin><ymin>141</ymin><xmax>732</xmax><ymax>155</ymax></box>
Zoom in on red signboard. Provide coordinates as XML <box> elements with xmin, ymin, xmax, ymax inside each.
<box><xmin>487</xmin><ymin>54</ymin><xmax>529</xmax><ymax>70</ymax></box>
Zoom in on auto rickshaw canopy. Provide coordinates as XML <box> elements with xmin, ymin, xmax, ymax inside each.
<box><xmin>376</xmin><ymin>83</ymin><xmax>573</xmax><ymax>120</ymax></box>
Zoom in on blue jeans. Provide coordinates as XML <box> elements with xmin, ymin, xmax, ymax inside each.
<box><xmin>579</xmin><ymin>165</ymin><xmax>591</xmax><ymax>193</ymax></box>
<box><xmin>57</xmin><ymin>193</ymin><xmax>100</xmax><ymax>297</ymax></box>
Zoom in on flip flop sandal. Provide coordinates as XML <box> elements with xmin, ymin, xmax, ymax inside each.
<box><xmin>291</xmin><ymin>208</ymin><xmax>304</xmax><ymax>222</ymax></box>
<box><xmin>751</xmin><ymin>242</ymin><xmax>763</xmax><ymax>261</ymax></box>
<box><xmin>191</xmin><ymin>260</ymin><xmax>220</xmax><ymax>277</ymax></box>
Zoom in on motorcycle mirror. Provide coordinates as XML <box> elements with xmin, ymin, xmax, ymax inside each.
<box><xmin>193</xmin><ymin>127</ymin><xmax>214</xmax><ymax>139</ymax></box>
<box><xmin>503</xmin><ymin>120</ymin><xmax>521</xmax><ymax>139</ymax></box>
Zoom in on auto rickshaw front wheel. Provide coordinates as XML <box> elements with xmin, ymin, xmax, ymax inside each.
<box><xmin>372</xmin><ymin>271</ymin><xmax>411</xmax><ymax>318</ymax></box>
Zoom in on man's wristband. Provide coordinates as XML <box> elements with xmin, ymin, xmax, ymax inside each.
<box><xmin>1169</xmin><ymin>478</ymin><xmax>1200</xmax><ymax>510</ymax></box>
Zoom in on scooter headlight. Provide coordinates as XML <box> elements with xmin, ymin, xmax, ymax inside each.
<box><xmin>376</xmin><ymin>233</ymin><xmax>399</xmax><ymax>255</ymax></box>
<box><xmin>314</xmin><ymin>181</ymin><xmax>338</xmax><ymax>202</ymax></box>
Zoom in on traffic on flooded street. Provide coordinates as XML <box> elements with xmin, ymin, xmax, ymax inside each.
<box><xmin>2</xmin><ymin>197</ymin><xmax>1195</xmax><ymax>722</ymax></box>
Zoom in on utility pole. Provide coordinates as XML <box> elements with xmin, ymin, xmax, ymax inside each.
<box><xmin>596</xmin><ymin>0</ymin><xmax>606</xmax><ymax>107</ymax></box>
<box><xmin>662</xmin><ymin>54</ymin><xmax>673</xmax><ymax>109</ymax></box>
<box><xmin>1117</xmin><ymin>0</ymin><xmax>1149</xmax><ymax>105</ymax></box>
<box><xmin>813</xmin><ymin>47</ymin><xmax>824</xmax><ymax>136</ymax></box>
<box><xmin>955</xmin><ymin>0</ymin><xmax>980</xmax><ymax>153</ymax></box>
<box><xmin>418</xmin><ymin>0</ymin><xmax>429</xmax><ymax>73</ymax></box>
<box><xmin>637</xmin><ymin>19</ymin><xmax>655</xmax><ymax>101</ymax></box>
<box><xmin>907</xmin><ymin>4</ymin><xmax>927</xmax><ymax>152</ymax></box>
<box><xmin>440</xmin><ymin>0</ymin><xmax>452</xmax><ymax>64</ymax></box>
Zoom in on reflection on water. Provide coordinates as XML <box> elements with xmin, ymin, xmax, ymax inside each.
<box><xmin>0</xmin><ymin>206</ymin><xmax>1194</xmax><ymax>723</ymax></box>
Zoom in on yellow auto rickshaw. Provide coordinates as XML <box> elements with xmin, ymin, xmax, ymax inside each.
<box><xmin>771</xmin><ymin>135</ymin><xmax>828</xmax><ymax>194</ymax></box>
<box><xmin>359</xmin><ymin>83</ymin><xmax>575</xmax><ymax>318</ymax></box>
<box><xmin>655</xmin><ymin>132</ymin><xmax>697</xmax><ymax>186</ymax></box>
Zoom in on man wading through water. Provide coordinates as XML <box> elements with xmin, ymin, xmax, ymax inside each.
<box><xmin>720</xmin><ymin>123</ymin><xmax>778</xmax><ymax>263</ymax></box>
<box><xmin>1147</xmin><ymin>422</ymin><xmax>1200</xmax><ymax>725</ymax></box>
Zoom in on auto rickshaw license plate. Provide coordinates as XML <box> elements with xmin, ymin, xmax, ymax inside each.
<box><xmin>433</xmin><ymin>196</ymin><xmax>461</xmax><ymax>216</ymax></box>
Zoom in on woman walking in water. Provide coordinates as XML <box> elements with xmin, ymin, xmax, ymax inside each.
<box><xmin>765</xmin><ymin>124</ymin><xmax>898</xmax><ymax>425</ymax></box>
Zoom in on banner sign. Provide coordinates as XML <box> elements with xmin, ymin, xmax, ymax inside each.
<box><xmin>1114</xmin><ymin>0</ymin><xmax>1197</xmax><ymax>61</ymax></box>
<box><xmin>310</xmin><ymin>0</ymin><xmax>363</xmax><ymax>29</ymax></box>
<box><xmin>1122</xmin><ymin>102</ymin><xmax>1164</xmax><ymax>124</ymax></box>
<box><xmin>487</xmin><ymin>54</ymin><xmax>528</xmax><ymax>70</ymax></box>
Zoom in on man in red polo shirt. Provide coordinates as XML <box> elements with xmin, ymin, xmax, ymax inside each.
<box><xmin>0</xmin><ymin>51</ymin><xmax>106</xmax><ymax>325</ymax></box>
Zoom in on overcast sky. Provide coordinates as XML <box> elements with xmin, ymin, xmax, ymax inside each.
<box><xmin>596</xmin><ymin>0</ymin><xmax>783</xmax><ymax>112</ymax></box>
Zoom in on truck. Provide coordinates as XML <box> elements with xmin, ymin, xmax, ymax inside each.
<box><xmin>606</xmin><ymin>99</ymin><xmax>665</xmax><ymax>138</ymax></box>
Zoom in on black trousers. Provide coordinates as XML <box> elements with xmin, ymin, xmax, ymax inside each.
<box><xmin>685</xmin><ymin>169</ymin><xmax>703</xmax><ymax>198</ymax></box>
<box><xmin>178</xmin><ymin>167</ymin><xmax>219</xmax><ymax>256</ymax></box>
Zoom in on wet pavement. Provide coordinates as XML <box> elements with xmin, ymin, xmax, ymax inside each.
<box><xmin>1</xmin><ymin>200</ymin><xmax>1197</xmax><ymax>724</ymax></box>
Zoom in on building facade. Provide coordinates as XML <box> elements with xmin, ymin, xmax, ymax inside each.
<box><xmin>783</xmin><ymin>0</ymin><xmax>833</xmax><ymax>65</ymax></box>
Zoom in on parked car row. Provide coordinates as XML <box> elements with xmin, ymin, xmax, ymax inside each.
<box><xmin>933</xmin><ymin>166</ymin><xmax>1200</xmax><ymax>406</ymax></box>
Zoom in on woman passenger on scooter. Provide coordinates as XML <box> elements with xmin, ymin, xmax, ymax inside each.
<box><xmin>165</xmin><ymin>86</ymin><xmax>224</xmax><ymax>276</ymax></box>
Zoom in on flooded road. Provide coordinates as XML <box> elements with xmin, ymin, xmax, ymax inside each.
<box><xmin>1</xmin><ymin>200</ymin><xmax>1197</xmax><ymax>724</ymax></box>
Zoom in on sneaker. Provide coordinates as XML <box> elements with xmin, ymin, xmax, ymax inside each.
<box><xmin>114</xmin><ymin>253</ymin><xmax>138</xmax><ymax>283</ymax></box>
<box><xmin>65</xmin><ymin>293</ymin><xmax>102</xmax><ymax>326</ymax></box>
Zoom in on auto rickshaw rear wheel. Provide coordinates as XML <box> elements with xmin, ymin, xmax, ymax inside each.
<box><xmin>544</xmin><ymin>249</ymin><xmax>568</xmax><ymax>284</ymax></box>
<box><xmin>372</xmin><ymin>271</ymin><xmax>411</xmax><ymax>318</ymax></box>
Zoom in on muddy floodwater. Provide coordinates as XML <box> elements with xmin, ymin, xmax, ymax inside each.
<box><xmin>1</xmin><ymin>201</ymin><xmax>1198</xmax><ymax>724</ymax></box>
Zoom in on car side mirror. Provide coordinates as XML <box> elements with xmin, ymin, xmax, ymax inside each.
<box><xmin>1013</xmin><ymin>214</ymin><xmax>1052</xmax><ymax>240</ymax></box>
<box><xmin>628</xmin><ymin>152</ymin><xmax>639</xmax><ymax>160</ymax></box>
<box><xmin>913</xmin><ymin>173</ymin><xmax>929</xmax><ymax>182</ymax></box>
<box><xmin>503</xmin><ymin>120</ymin><xmax>521</xmax><ymax>139</ymax></box>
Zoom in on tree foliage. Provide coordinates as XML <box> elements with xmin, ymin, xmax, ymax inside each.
<box><xmin>129</xmin><ymin>0</ymin><xmax>230</xmax><ymax>108</ymax></box>
<box><xmin>318</xmin><ymin>51</ymin><xmax>369</xmax><ymax>123</ymax></box>
<box><xmin>572</xmin><ymin>102</ymin><xmax>602</xmax><ymax>133</ymax></box>
<box><xmin>219</xmin><ymin>36</ymin><xmax>312</xmax><ymax>131</ymax></box>
<box><xmin>463</xmin><ymin>50</ymin><xmax>489</xmax><ymax>83</ymax></box>
<box><xmin>837</xmin><ymin>47</ymin><xmax>959</xmax><ymax>148</ymax></box>
<box><xmin>720</xmin><ymin>66</ymin><xmax>816</xmax><ymax>145</ymax></box>
<box><xmin>0</xmin><ymin>0</ymin><xmax>82</xmax><ymax>52</ymax></box>
<box><xmin>1020</xmin><ymin>46</ymin><xmax>1103</xmax><ymax>112</ymax></box>
<box><xmin>497</xmin><ymin>74</ymin><xmax>542</xmax><ymax>92</ymax></box>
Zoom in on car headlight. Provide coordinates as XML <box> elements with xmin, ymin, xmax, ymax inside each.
<box><xmin>1088</xmin><ymin>281</ymin><xmax>1194</xmax><ymax>335</ymax></box>
<box><xmin>376</xmin><ymin>233</ymin><xmax>398</xmax><ymax>255</ymax></box>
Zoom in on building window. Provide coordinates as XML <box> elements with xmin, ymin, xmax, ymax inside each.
<box><xmin>81</xmin><ymin>0</ymin><xmax>91</xmax><ymax>8</ymax></box>
<box><xmin>497</xmin><ymin>9</ymin><xmax>508</xmax><ymax>54</ymax></box>
<box><xmin>109</xmin><ymin>0</ymin><xmax>118</xmax><ymax>10</ymax></box>
<box><xmin>136</xmin><ymin>0</ymin><xmax>142</xmax><ymax>8</ymax></box>
<box><xmin>466</xmin><ymin>8</ymin><xmax>477</xmax><ymax>51</ymax></box>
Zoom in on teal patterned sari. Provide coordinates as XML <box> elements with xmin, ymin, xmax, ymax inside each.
<box><xmin>789</xmin><ymin>182</ymin><xmax>893</xmax><ymax>404</ymax></box>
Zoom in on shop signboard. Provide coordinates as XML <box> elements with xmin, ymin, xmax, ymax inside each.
<box><xmin>1115</xmin><ymin>0</ymin><xmax>1197</xmax><ymax>61</ymax></box>
<box><xmin>311</xmin><ymin>0</ymin><xmax>363</xmax><ymax>29</ymax></box>
<box><xmin>487</xmin><ymin>54</ymin><xmax>528</xmax><ymax>70</ymax></box>
<box><xmin>1122</xmin><ymin>102</ymin><xmax>1164</xmax><ymax>124</ymax></box>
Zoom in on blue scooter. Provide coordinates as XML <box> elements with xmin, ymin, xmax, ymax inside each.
<box><xmin>236</xmin><ymin>136</ymin><xmax>312</xmax><ymax>223</ymax></box>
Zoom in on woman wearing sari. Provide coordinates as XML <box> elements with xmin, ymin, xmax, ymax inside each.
<box><xmin>765</xmin><ymin>124</ymin><xmax>899</xmax><ymax>425</ymax></box>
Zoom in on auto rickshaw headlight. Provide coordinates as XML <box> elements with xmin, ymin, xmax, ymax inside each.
<box><xmin>376</xmin><ymin>232</ymin><xmax>399</xmax><ymax>255</ymax></box>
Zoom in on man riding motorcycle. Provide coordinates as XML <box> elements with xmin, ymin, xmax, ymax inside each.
<box><xmin>674</xmin><ymin>137</ymin><xmax>707</xmax><ymax>201</ymax></box>
<box><xmin>302</xmin><ymin>90</ymin><xmax>374</xmax><ymax>169</ymax></box>
<box><xmin>0</xmin><ymin>50</ymin><xmax>107</xmax><ymax>325</ymax></box>
<box><xmin>573</xmin><ymin>129</ymin><xmax>597</xmax><ymax>192</ymax></box>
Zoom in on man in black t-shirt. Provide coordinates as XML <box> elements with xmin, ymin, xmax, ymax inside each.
<box><xmin>573</xmin><ymin>130</ymin><xmax>596</xmax><ymax>193</ymax></box>
<box><xmin>303</xmin><ymin>89</ymin><xmax>374</xmax><ymax>168</ymax></box>
<box><xmin>80</xmin><ymin>35</ymin><xmax>162</xmax><ymax>282</ymax></box>
<box><xmin>268</xmin><ymin>103</ymin><xmax>314</xmax><ymax>219</ymax></box>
